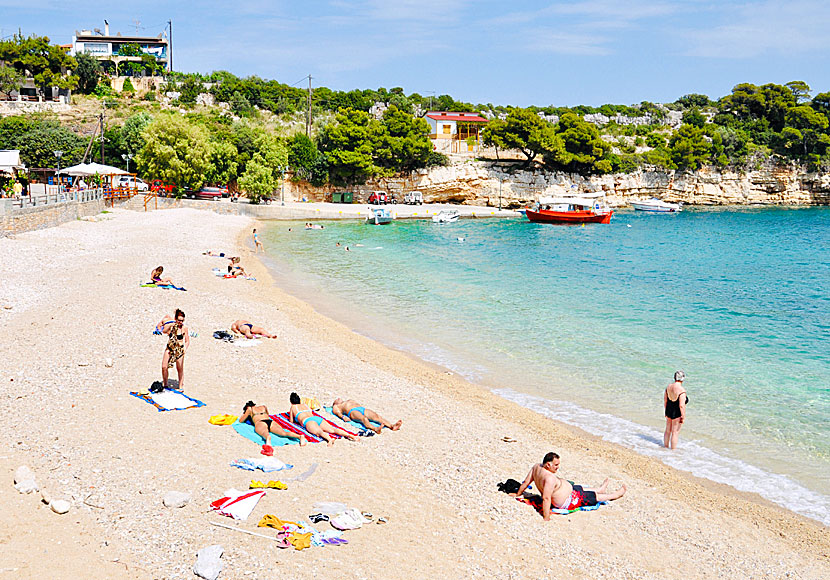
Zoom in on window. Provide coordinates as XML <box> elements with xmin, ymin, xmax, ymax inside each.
<box><xmin>442</xmin><ymin>125</ymin><xmax>451</xmax><ymax>134</ymax></box>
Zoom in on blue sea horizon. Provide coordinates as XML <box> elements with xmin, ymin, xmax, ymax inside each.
<box><xmin>261</xmin><ymin>206</ymin><xmax>830</xmax><ymax>525</ymax></box>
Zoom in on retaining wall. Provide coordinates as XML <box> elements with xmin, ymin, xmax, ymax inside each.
<box><xmin>1</xmin><ymin>197</ymin><xmax>107</xmax><ymax>236</ymax></box>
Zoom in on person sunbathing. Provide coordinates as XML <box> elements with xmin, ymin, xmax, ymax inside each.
<box><xmin>150</xmin><ymin>266</ymin><xmax>173</xmax><ymax>285</ymax></box>
<box><xmin>231</xmin><ymin>320</ymin><xmax>276</xmax><ymax>339</ymax></box>
<box><xmin>240</xmin><ymin>400</ymin><xmax>307</xmax><ymax>455</ymax></box>
<box><xmin>511</xmin><ymin>452</ymin><xmax>626</xmax><ymax>520</ymax></box>
<box><xmin>331</xmin><ymin>398</ymin><xmax>402</xmax><ymax>435</ymax></box>
<box><xmin>227</xmin><ymin>256</ymin><xmax>247</xmax><ymax>276</ymax></box>
<box><xmin>288</xmin><ymin>392</ymin><xmax>357</xmax><ymax>446</ymax></box>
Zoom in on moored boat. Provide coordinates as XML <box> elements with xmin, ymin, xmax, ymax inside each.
<box><xmin>366</xmin><ymin>207</ymin><xmax>394</xmax><ymax>225</ymax></box>
<box><xmin>432</xmin><ymin>210</ymin><xmax>460</xmax><ymax>223</ymax></box>
<box><xmin>630</xmin><ymin>197</ymin><xmax>682</xmax><ymax>212</ymax></box>
<box><xmin>525</xmin><ymin>195</ymin><xmax>613</xmax><ymax>224</ymax></box>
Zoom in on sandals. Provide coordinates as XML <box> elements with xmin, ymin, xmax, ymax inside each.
<box><xmin>309</xmin><ymin>513</ymin><xmax>330</xmax><ymax>524</ymax></box>
<box><xmin>250</xmin><ymin>480</ymin><xmax>287</xmax><ymax>490</ymax></box>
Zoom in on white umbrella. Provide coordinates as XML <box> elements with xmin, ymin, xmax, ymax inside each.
<box><xmin>57</xmin><ymin>162</ymin><xmax>129</xmax><ymax>176</ymax></box>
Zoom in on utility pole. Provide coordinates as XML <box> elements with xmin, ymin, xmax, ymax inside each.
<box><xmin>306</xmin><ymin>74</ymin><xmax>313</xmax><ymax>136</ymax></box>
<box><xmin>168</xmin><ymin>20</ymin><xmax>173</xmax><ymax>72</ymax></box>
<box><xmin>99</xmin><ymin>112</ymin><xmax>105</xmax><ymax>164</ymax></box>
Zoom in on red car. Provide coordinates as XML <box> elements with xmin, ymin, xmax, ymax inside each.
<box><xmin>188</xmin><ymin>186</ymin><xmax>227</xmax><ymax>201</ymax></box>
<box><xmin>368</xmin><ymin>191</ymin><xmax>388</xmax><ymax>204</ymax></box>
<box><xmin>150</xmin><ymin>179</ymin><xmax>176</xmax><ymax>196</ymax></box>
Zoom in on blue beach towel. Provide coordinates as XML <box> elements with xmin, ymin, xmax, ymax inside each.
<box><xmin>323</xmin><ymin>406</ymin><xmax>381</xmax><ymax>431</ymax></box>
<box><xmin>232</xmin><ymin>419</ymin><xmax>304</xmax><ymax>447</ymax></box>
<box><xmin>129</xmin><ymin>389</ymin><xmax>205</xmax><ymax>412</ymax></box>
<box><xmin>141</xmin><ymin>282</ymin><xmax>187</xmax><ymax>291</ymax></box>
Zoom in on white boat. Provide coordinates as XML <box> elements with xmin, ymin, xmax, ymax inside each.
<box><xmin>630</xmin><ymin>198</ymin><xmax>682</xmax><ymax>213</ymax></box>
<box><xmin>366</xmin><ymin>207</ymin><xmax>394</xmax><ymax>225</ymax></box>
<box><xmin>432</xmin><ymin>210</ymin><xmax>460</xmax><ymax>223</ymax></box>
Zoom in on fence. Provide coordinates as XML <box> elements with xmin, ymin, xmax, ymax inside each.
<box><xmin>9</xmin><ymin>187</ymin><xmax>106</xmax><ymax>209</ymax></box>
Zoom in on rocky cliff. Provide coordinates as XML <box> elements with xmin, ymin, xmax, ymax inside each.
<box><xmin>285</xmin><ymin>160</ymin><xmax>830</xmax><ymax>207</ymax></box>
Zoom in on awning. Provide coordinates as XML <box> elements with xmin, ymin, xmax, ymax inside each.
<box><xmin>0</xmin><ymin>150</ymin><xmax>25</xmax><ymax>174</ymax></box>
<box><xmin>57</xmin><ymin>162</ymin><xmax>129</xmax><ymax>176</ymax></box>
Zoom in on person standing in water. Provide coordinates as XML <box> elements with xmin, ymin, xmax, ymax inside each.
<box><xmin>663</xmin><ymin>371</ymin><xmax>688</xmax><ymax>449</ymax></box>
<box><xmin>253</xmin><ymin>228</ymin><xmax>263</xmax><ymax>253</ymax></box>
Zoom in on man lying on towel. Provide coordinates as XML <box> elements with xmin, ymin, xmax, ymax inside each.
<box><xmin>511</xmin><ymin>452</ymin><xmax>627</xmax><ymax>520</ymax></box>
<box><xmin>331</xmin><ymin>397</ymin><xmax>402</xmax><ymax>435</ymax></box>
<box><xmin>241</xmin><ymin>401</ymin><xmax>307</xmax><ymax>456</ymax></box>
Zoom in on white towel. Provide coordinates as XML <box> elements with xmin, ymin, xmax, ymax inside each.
<box><xmin>150</xmin><ymin>390</ymin><xmax>199</xmax><ymax>410</ymax></box>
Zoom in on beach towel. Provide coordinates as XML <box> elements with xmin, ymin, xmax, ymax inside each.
<box><xmin>516</xmin><ymin>494</ymin><xmax>606</xmax><ymax>516</ymax></box>
<box><xmin>141</xmin><ymin>282</ymin><xmax>187</xmax><ymax>291</ymax></box>
<box><xmin>210</xmin><ymin>489</ymin><xmax>265</xmax><ymax>521</ymax></box>
<box><xmin>275</xmin><ymin>411</ymin><xmax>361</xmax><ymax>441</ymax></box>
<box><xmin>323</xmin><ymin>406</ymin><xmax>381</xmax><ymax>432</ymax></box>
<box><xmin>230</xmin><ymin>457</ymin><xmax>293</xmax><ymax>472</ymax></box>
<box><xmin>232</xmin><ymin>418</ymin><xmax>315</xmax><ymax>446</ymax></box>
<box><xmin>130</xmin><ymin>389</ymin><xmax>205</xmax><ymax>412</ymax></box>
<box><xmin>234</xmin><ymin>339</ymin><xmax>261</xmax><ymax>348</ymax></box>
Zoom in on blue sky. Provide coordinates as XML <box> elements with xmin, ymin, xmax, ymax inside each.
<box><xmin>2</xmin><ymin>1</ymin><xmax>829</xmax><ymax>107</ymax></box>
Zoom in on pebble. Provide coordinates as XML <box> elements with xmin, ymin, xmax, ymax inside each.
<box><xmin>50</xmin><ymin>499</ymin><xmax>71</xmax><ymax>514</ymax></box>
<box><xmin>104</xmin><ymin>358</ymin><xmax>114</xmax><ymax>367</ymax></box>
<box><xmin>193</xmin><ymin>545</ymin><xmax>223</xmax><ymax>580</ymax></box>
<box><xmin>163</xmin><ymin>491</ymin><xmax>191</xmax><ymax>508</ymax></box>
<box><xmin>13</xmin><ymin>465</ymin><xmax>38</xmax><ymax>494</ymax></box>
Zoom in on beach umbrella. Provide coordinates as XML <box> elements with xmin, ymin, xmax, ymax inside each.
<box><xmin>57</xmin><ymin>162</ymin><xmax>129</xmax><ymax>176</ymax></box>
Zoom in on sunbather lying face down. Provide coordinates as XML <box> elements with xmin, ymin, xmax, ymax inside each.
<box><xmin>230</xmin><ymin>320</ymin><xmax>276</xmax><ymax>339</ymax></box>
<box><xmin>331</xmin><ymin>397</ymin><xmax>402</xmax><ymax>435</ymax></box>
<box><xmin>241</xmin><ymin>400</ymin><xmax>307</xmax><ymax>451</ymax></box>
<box><xmin>511</xmin><ymin>452</ymin><xmax>627</xmax><ymax>520</ymax></box>
<box><xmin>288</xmin><ymin>392</ymin><xmax>358</xmax><ymax>446</ymax></box>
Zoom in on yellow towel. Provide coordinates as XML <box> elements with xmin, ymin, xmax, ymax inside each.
<box><xmin>208</xmin><ymin>414</ymin><xmax>238</xmax><ymax>425</ymax></box>
<box><xmin>301</xmin><ymin>397</ymin><xmax>321</xmax><ymax>410</ymax></box>
<box><xmin>289</xmin><ymin>531</ymin><xmax>312</xmax><ymax>551</ymax></box>
<box><xmin>258</xmin><ymin>514</ymin><xmax>297</xmax><ymax>529</ymax></box>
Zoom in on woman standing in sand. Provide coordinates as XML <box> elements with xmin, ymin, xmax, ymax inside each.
<box><xmin>162</xmin><ymin>309</ymin><xmax>190</xmax><ymax>390</ymax></box>
<box><xmin>663</xmin><ymin>371</ymin><xmax>688</xmax><ymax>450</ymax></box>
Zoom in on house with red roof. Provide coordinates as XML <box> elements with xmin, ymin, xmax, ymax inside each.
<box><xmin>424</xmin><ymin>111</ymin><xmax>488</xmax><ymax>154</ymax></box>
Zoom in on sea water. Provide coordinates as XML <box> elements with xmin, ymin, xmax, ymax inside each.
<box><xmin>261</xmin><ymin>207</ymin><xmax>830</xmax><ymax>525</ymax></box>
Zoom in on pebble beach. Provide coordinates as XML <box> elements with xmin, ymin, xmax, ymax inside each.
<box><xmin>1</xmin><ymin>206</ymin><xmax>828</xmax><ymax>579</ymax></box>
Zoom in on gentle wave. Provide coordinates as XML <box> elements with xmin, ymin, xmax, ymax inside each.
<box><xmin>493</xmin><ymin>387</ymin><xmax>830</xmax><ymax>526</ymax></box>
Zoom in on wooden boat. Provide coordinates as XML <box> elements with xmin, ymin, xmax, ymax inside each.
<box><xmin>630</xmin><ymin>198</ymin><xmax>682</xmax><ymax>212</ymax></box>
<box><xmin>366</xmin><ymin>207</ymin><xmax>393</xmax><ymax>225</ymax></box>
<box><xmin>525</xmin><ymin>195</ymin><xmax>613</xmax><ymax>224</ymax></box>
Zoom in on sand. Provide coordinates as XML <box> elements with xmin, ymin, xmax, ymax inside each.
<box><xmin>0</xmin><ymin>207</ymin><xmax>827</xmax><ymax>580</ymax></box>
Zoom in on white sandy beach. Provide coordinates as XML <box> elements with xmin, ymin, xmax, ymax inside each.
<box><xmin>0</xmin><ymin>207</ymin><xmax>827</xmax><ymax>579</ymax></box>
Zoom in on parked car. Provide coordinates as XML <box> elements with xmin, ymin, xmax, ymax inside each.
<box><xmin>114</xmin><ymin>175</ymin><xmax>149</xmax><ymax>191</ymax></box>
<box><xmin>368</xmin><ymin>191</ymin><xmax>388</xmax><ymax>204</ymax></box>
<box><xmin>150</xmin><ymin>179</ymin><xmax>176</xmax><ymax>196</ymax></box>
<box><xmin>187</xmin><ymin>186</ymin><xmax>225</xmax><ymax>201</ymax></box>
<box><xmin>404</xmin><ymin>191</ymin><xmax>424</xmax><ymax>205</ymax></box>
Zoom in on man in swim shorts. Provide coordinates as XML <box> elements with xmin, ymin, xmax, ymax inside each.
<box><xmin>331</xmin><ymin>397</ymin><xmax>402</xmax><ymax>435</ymax></box>
<box><xmin>230</xmin><ymin>319</ymin><xmax>276</xmax><ymax>339</ymax></box>
<box><xmin>511</xmin><ymin>452</ymin><xmax>627</xmax><ymax>520</ymax></box>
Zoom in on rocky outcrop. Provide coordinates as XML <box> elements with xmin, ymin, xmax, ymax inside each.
<box><xmin>284</xmin><ymin>160</ymin><xmax>830</xmax><ymax>207</ymax></box>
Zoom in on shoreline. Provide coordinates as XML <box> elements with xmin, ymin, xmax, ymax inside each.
<box><xmin>1</xmin><ymin>207</ymin><xmax>826</xmax><ymax>579</ymax></box>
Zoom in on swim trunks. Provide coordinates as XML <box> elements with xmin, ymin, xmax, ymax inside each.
<box><xmin>563</xmin><ymin>488</ymin><xmax>598</xmax><ymax>510</ymax></box>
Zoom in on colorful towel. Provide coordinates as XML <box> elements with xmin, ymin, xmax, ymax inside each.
<box><xmin>516</xmin><ymin>494</ymin><xmax>606</xmax><ymax>516</ymax></box>
<box><xmin>276</xmin><ymin>411</ymin><xmax>360</xmax><ymax>441</ymax></box>
<box><xmin>140</xmin><ymin>282</ymin><xmax>187</xmax><ymax>291</ymax></box>
<box><xmin>230</xmin><ymin>457</ymin><xmax>293</xmax><ymax>472</ymax></box>
<box><xmin>323</xmin><ymin>406</ymin><xmax>381</xmax><ymax>432</ymax></box>
<box><xmin>129</xmin><ymin>389</ymin><xmax>205</xmax><ymax>412</ymax></box>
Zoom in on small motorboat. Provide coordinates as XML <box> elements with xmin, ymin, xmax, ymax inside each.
<box><xmin>432</xmin><ymin>210</ymin><xmax>460</xmax><ymax>223</ymax></box>
<box><xmin>525</xmin><ymin>194</ymin><xmax>613</xmax><ymax>224</ymax></box>
<box><xmin>630</xmin><ymin>198</ymin><xmax>682</xmax><ymax>212</ymax></box>
<box><xmin>366</xmin><ymin>207</ymin><xmax>393</xmax><ymax>225</ymax></box>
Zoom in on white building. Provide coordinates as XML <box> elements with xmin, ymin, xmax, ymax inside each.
<box><xmin>424</xmin><ymin>111</ymin><xmax>489</xmax><ymax>154</ymax></box>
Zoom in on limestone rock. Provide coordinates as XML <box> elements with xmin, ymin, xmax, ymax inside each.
<box><xmin>50</xmin><ymin>499</ymin><xmax>70</xmax><ymax>514</ymax></box>
<box><xmin>193</xmin><ymin>545</ymin><xmax>223</xmax><ymax>580</ymax></box>
<box><xmin>104</xmin><ymin>358</ymin><xmax>114</xmax><ymax>368</ymax></box>
<box><xmin>13</xmin><ymin>465</ymin><xmax>38</xmax><ymax>494</ymax></box>
<box><xmin>163</xmin><ymin>491</ymin><xmax>191</xmax><ymax>508</ymax></box>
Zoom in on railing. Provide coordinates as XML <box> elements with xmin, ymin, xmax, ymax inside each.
<box><xmin>10</xmin><ymin>187</ymin><xmax>106</xmax><ymax>208</ymax></box>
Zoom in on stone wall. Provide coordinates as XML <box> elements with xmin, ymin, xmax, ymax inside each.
<box><xmin>1</xmin><ymin>197</ymin><xmax>107</xmax><ymax>236</ymax></box>
<box><xmin>288</xmin><ymin>161</ymin><xmax>830</xmax><ymax>208</ymax></box>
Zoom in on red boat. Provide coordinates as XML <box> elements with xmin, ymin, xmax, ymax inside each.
<box><xmin>525</xmin><ymin>195</ymin><xmax>613</xmax><ymax>224</ymax></box>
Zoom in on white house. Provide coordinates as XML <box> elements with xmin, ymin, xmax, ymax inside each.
<box><xmin>424</xmin><ymin>111</ymin><xmax>488</xmax><ymax>154</ymax></box>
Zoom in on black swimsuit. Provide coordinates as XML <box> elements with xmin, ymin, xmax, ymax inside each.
<box><xmin>665</xmin><ymin>391</ymin><xmax>688</xmax><ymax>419</ymax></box>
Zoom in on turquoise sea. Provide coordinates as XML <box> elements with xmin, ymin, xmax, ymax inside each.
<box><xmin>260</xmin><ymin>207</ymin><xmax>830</xmax><ymax>525</ymax></box>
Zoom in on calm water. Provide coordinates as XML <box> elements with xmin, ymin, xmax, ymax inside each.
<box><xmin>261</xmin><ymin>207</ymin><xmax>830</xmax><ymax>524</ymax></box>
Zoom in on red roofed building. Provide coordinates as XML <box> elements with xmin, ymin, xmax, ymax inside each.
<box><xmin>425</xmin><ymin>111</ymin><xmax>488</xmax><ymax>154</ymax></box>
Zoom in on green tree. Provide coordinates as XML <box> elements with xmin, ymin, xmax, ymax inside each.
<box><xmin>230</xmin><ymin>91</ymin><xmax>253</xmax><ymax>116</ymax></box>
<box><xmin>238</xmin><ymin>156</ymin><xmax>277</xmax><ymax>203</ymax></box>
<box><xmin>480</xmin><ymin>118</ymin><xmax>509</xmax><ymax>159</ymax></box>
<box><xmin>288</xmin><ymin>133</ymin><xmax>319</xmax><ymax>179</ymax></box>
<box><xmin>121</xmin><ymin>112</ymin><xmax>152</xmax><ymax>155</ymax></box>
<box><xmin>782</xmin><ymin>105</ymin><xmax>829</xmax><ymax>157</ymax></box>
<box><xmin>675</xmin><ymin>93</ymin><xmax>711</xmax><ymax>108</ymax></box>
<box><xmin>681</xmin><ymin>107</ymin><xmax>706</xmax><ymax>128</ymax></box>
<box><xmin>136</xmin><ymin>115</ymin><xmax>212</xmax><ymax>189</ymax></box>
<box><xmin>377</xmin><ymin>105</ymin><xmax>431</xmax><ymax>172</ymax></box>
<box><xmin>122</xmin><ymin>77</ymin><xmax>135</xmax><ymax>93</ymax></box>
<box><xmin>318</xmin><ymin>108</ymin><xmax>382</xmax><ymax>184</ymax></box>
<box><xmin>785</xmin><ymin>81</ymin><xmax>811</xmax><ymax>104</ymax></box>
<box><xmin>810</xmin><ymin>92</ymin><xmax>830</xmax><ymax>117</ymax></box>
<box><xmin>177</xmin><ymin>77</ymin><xmax>202</xmax><ymax>104</ymax></box>
<box><xmin>74</xmin><ymin>52</ymin><xmax>101</xmax><ymax>94</ymax></box>
<box><xmin>0</xmin><ymin>34</ymin><xmax>77</xmax><ymax>97</ymax></box>
<box><xmin>0</xmin><ymin>66</ymin><xmax>25</xmax><ymax>99</ymax></box>
<box><xmin>0</xmin><ymin>116</ymin><xmax>85</xmax><ymax>168</ymax></box>
<box><xmin>669</xmin><ymin>124</ymin><xmax>712</xmax><ymax>170</ymax></box>
<box><xmin>481</xmin><ymin>108</ymin><xmax>552</xmax><ymax>165</ymax></box>
<box><xmin>544</xmin><ymin>112</ymin><xmax>613</xmax><ymax>174</ymax></box>
<box><xmin>206</xmin><ymin>141</ymin><xmax>239</xmax><ymax>185</ymax></box>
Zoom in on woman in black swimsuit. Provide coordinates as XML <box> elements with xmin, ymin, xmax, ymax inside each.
<box><xmin>240</xmin><ymin>401</ymin><xmax>307</xmax><ymax>456</ymax></box>
<box><xmin>663</xmin><ymin>370</ymin><xmax>689</xmax><ymax>450</ymax></box>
